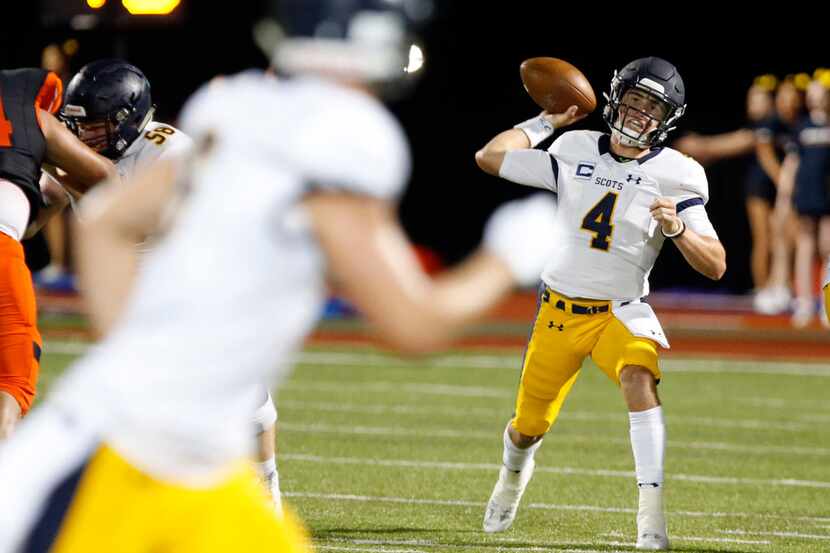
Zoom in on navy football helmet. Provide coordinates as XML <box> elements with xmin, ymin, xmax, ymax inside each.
<box><xmin>61</xmin><ymin>59</ymin><xmax>155</xmax><ymax>159</ymax></box>
<box><xmin>262</xmin><ymin>0</ymin><xmax>431</xmax><ymax>88</ymax></box>
<box><xmin>602</xmin><ymin>57</ymin><xmax>686</xmax><ymax>148</ymax></box>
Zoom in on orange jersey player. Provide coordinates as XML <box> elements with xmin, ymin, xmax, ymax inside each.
<box><xmin>0</xmin><ymin>68</ymin><xmax>113</xmax><ymax>438</ymax></box>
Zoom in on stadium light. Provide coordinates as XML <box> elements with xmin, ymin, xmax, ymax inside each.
<box><xmin>122</xmin><ymin>0</ymin><xmax>181</xmax><ymax>15</ymax></box>
<box><xmin>87</xmin><ymin>0</ymin><xmax>106</xmax><ymax>8</ymax></box>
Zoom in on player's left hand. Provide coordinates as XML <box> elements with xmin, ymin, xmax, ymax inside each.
<box><xmin>649</xmin><ymin>198</ymin><xmax>682</xmax><ymax>235</ymax></box>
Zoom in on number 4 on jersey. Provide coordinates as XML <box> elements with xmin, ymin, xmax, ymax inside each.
<box><xmin>581</xmin><ymin>192</ymin><xmax>618</xmax><ymax>251</ymax></box>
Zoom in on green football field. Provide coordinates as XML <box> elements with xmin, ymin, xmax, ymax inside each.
<box><xmin>37</xmin><ymin>340</ymin><xmax>830</xmax><ymax>553</ymax></box>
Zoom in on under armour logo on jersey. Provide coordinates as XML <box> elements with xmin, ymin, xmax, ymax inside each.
<box><xmin>627</xmin><ymin>174</ymin><xmax>642</xmax><ymax>184</ymax></box>
<box><xmin>548</xmin><ymin>321</ymin><xmax>564</xmax><ymax>331</ymax></box>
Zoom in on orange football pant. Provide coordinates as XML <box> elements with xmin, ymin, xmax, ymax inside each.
<box><xmin>0</xmin><ymin>232</ymin><xmax>41</xmax><ymax>415</ymax></box>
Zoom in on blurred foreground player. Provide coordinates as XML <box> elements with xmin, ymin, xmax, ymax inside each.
<box><xmin>0</xmin><ymin>68</ymin><xmax>113</xmax><ymax>440</ymax></box>
<box><xmin>476</xmin><ymin>57</ymin><xmax>726</xmax><ymax>550</ymax></box>
<box><xmin>60</xmin><ymin>57</ymin><xmax>286</xmax><ymax>513</ymax></box>
<box><xmin>0</xmin><ymin>1</ymin><xmax>561</xmax><ymax>551</ymax></box>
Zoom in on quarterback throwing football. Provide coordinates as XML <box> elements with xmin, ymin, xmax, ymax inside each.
<box><xmin>475</xmin><ymin>57</ymin><xmax>727</xmax><ymax>550</ymax></box>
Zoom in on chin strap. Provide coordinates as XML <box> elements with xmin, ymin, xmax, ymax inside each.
<box><xmin>611</xmin><ymin>128</ymin><xmax>649</xmax><ymax>149</ymax></box>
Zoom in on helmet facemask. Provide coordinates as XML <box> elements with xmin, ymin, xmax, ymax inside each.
<box><xmin>603</xmin><ymin>71</ymin><xmax>686</xmax><ymax>149</ymax></box>
<box><xmin>62</xmin><ymin>103</ymin><xmax>155</xmax><ymax>159</ymax></box>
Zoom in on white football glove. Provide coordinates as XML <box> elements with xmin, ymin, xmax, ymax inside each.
<box><xmin>483</xmin><ymin>193</ymin><xmax>559</xmax><ymax>286</ymax></box>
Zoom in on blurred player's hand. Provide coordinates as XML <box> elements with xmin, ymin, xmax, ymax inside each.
<box><xmin>483</xmin><ymin>193</ymin><xmax>559</xmax><ymax>286</ymax></box>
<box><xmin>541</xmin><ymin>105</ymin><xmax>588</xmax><ymax>129</ymax></box>
<box><xmin>649</xmin><ymin>198</ymin><xmax>682</xmax><ymax>235</ymax></box>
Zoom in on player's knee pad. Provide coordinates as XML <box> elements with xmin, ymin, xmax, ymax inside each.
<box><xmin>252</xmin><ymin>390</ymin><xmax>277</xmax><ymax>433</ymax></box>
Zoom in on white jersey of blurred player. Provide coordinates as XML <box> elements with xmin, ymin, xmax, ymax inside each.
<box><xmin>54</xmin><ymin>73</ymin><xmax>407</xmax><ymax>480</ymax></box>
<box><xmin>114</xmin><ymin>120</ymin><xmax>193</xmax><ymax>180</ymax></box>
<box><xmin>502</xmin><ymin>129</ymin><xmax>718</xmax><ymax>321</ymax></box>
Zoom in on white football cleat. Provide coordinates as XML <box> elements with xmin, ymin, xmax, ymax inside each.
<box><xmin>636</xmin><ymin>486</ymin><xmax>669</xmax><ymax>550</ymax></box>
<box><xmin>482</xmin><ymin>460</ymin><xmax>535</xmax><ymax>533</ymax></box>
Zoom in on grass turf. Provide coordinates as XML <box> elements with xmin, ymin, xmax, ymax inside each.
<box><xmin>36</xmin><ymin>337</ymin><xmax>830</xmax><ymax>553</ymax></box>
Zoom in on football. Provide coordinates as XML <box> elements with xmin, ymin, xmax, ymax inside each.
<box><xmin>520</xmin><ymin>57</ymin><xmax>597</xmax><ymax>115</ymax></box>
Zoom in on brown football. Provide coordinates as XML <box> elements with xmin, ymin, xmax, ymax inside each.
<box><xmin>520</xmin><ymin>57</ymin><xmax>597</xmax><ymax>115</ymax></box>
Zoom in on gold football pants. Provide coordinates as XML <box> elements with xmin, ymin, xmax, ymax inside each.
<box><xmin>513</xmin><ymin>286</ymin><xmax>661</xmax><ymax>437</ymax></box>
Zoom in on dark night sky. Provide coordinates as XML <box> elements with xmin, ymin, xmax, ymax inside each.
<box><xmin>4</xmin><ymin>2</ymin><xmax>828</xmax><ymax>293</ymax></box>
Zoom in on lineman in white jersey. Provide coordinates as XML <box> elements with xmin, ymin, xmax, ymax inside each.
<box><xmin>476</xmin><ymin>57</ymin><xmax>727</xmax><ymax>550</ymax></box>
<box><xmin>0</xmin><ymin>1</ymin><xmax>562</xmax><ymax>550</ymax></box>
<box><xmin>59</xmin><ymin>60</ymin><xmax>192</xmax><ymax>176</ymax></box>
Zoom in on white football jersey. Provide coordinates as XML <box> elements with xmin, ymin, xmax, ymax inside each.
<box><xmin>116</xmin><ymin>120</ymin><xmax>193</xmax><ymax>179</ymax></box>
<box><xmin>50</xmin><ymin>72</ymin><xmax>410</xmax><ymax>483</ymax></box>
<box><xmin>500</xmin><ymin>130</ymin><xmax>717</xmax><ymax>301</ymax></box>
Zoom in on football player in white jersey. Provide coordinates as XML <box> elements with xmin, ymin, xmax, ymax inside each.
<box><xmin>0</xmin><ymin>1</ymin><xmax>562</xmax><ymax>550</ymax></box>
<box><xmin>28</xmin><ymin>60</ymin><xmax>193</xmax><ymax>236</ymax></box>
<box><xmin>59</xmin><ymin>59</ymin><xmax>193</xmax><ymax>180</ymax></box>
<box><xmin>475</xmin><ymin>57</ymin><xmax>727</xmax><ymax>550</ymax></box>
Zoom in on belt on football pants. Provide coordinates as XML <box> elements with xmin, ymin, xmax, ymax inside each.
<box><xmin>541</xmin><ymin>287</ymin><xmax>630</xmax><ymax>315</ymax></box>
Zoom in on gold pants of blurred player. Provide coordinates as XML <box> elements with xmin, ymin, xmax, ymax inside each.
<box><xmin>26</xmin><ymin>445</ymin><xmax>312</xmax><ymax>553</ymax></box>
<box><xmin>513</xmin><ymin>286</ymin><xmax>661</xmax><ymax>437</ymax></box>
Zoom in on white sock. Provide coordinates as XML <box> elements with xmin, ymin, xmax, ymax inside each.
<box><xmin>257</xmin><ymin>455</ymin><xmax>282</xmax><ymax>514</ymax></box>
<box><xmin>257</xmin><ymin>456</ymin><xmax>277</xmax><ymax>481</ymax></box>
<box><xmin>629</xmin><ymin>406</ymin><xmax>665</xmax><ymax>488</ymax></box>
<box><xmin>502</xmin><ymin>423</ymin><xmax>542</xmax><ymax>472</ymax></box>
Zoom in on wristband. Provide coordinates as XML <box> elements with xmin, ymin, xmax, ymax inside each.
<box><xmin>514</xmin><ymin>115</ymin><xmax>555</xmax><ymax>147</ymax></box>
<box><xmin>661</xmin><ymin>219</ymin><xmax>686</xmax><ymax>239</ymax></box>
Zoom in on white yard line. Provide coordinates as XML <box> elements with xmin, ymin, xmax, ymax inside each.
<box><xmin>601</xmin><ymin>531</ymin><xmax>770</xmax><ymax>546</ymax></box>
<box><xmin>320</xmin><ymin>537</ymin><xmax>773</xmax><ymax>552</ymax></box>
<box><xmin>317</xmin><ymin>546</ymin><xmax>428</xmax><ymax>553</ymax></box>
<box><xmin>315</xmin><ymin>534</ymin><xmax>772</xmax><ymax>553</ymax></box>
<box><xmin>295</xmin><ymin>350</ymin><xmax>830</xmax><ymax>377</ymax></box>
<box><xmin>735</xmin><ymin>397</ymin><xmax>830</xmax><ymax>411</ymax></box>
<box><xmin>285</xmin><ymin>491</ymin><xmax>830</xmax><ymax>524</ymax></box>
<box><xmin>279</xmin><ymin>384</ymin><xmax>820</xmax><ymax>432</ymax></box>
<box><xmin>281</xmin><ymin>380</ymin><xmax>510</xmax><ymax>399</ymax></box>
<box><xmin>276</xmin><ymin>399</ymin><xmax>827</xmax><ymax>438</ymax></box>
<box><xmin>319</xmin><ymin>536</ymin><xmax>630</xmax><ymax>553</ymax></box>
<box><xmin>43</xmin><ymin>342</ymin><xmax>830</xmax><ymax>377</ymax></box>
<box><xmin>661</xmin><ymin>362</ymin><xmax>830</xmax><ymax>377</ymax></box>
<box><xmin>720</xmin><ymin>529</ymin><xmax>830</xmax><ymax>541</ymax></box>
<box><xmin>278</xmin><ymin>419</ymin><xmax>830</xmax><ymax>460</ymax></box>
<box><xmin>279</xmin><ymin>451</ymin><xmax>830</xmax><ymax>490</ymax></box>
